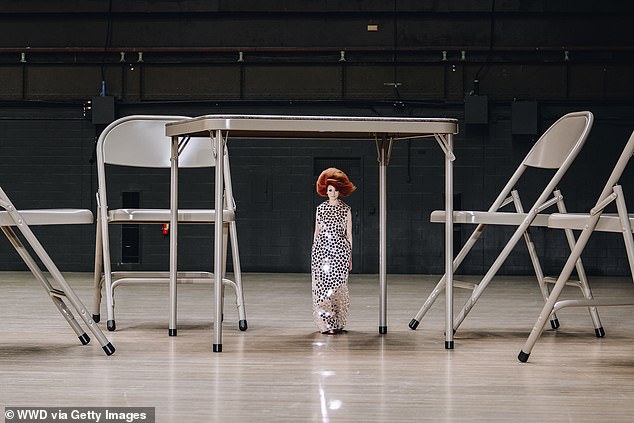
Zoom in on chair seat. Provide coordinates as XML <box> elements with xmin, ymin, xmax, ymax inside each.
<box><xmin>0</xmin><ymin>209</ymin><xmax>93</xmax><ymax>226</ymax></box>
<box><xmin>107</xmin><ymin>208</ymin><xmax>235</xmax><ymax>223</ymax></box>
<box><xmin>430</xmin><ymin>210</ymin><xmax>551</xmax><ymax>227</ymax></box>
<box><xmin>548</xmin><ymin>212</ymin><xmax>634</xmax><ymax>233</ymax></box>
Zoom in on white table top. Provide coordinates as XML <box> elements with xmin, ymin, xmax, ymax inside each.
<box><xmin>166</xmin><ymin>114</ymin><xmax>459</xmax><ymax>139</ymax></box>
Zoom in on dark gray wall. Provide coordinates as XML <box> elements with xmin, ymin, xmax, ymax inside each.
<box><xmin>1</xmin><ymin>1</ymin><xmax>633</xmax><ymax>104</ymax></box>
<box><xmin>1</xmin><ymin>1</ymin><xmax>633</xmax><ymax>276</ymax></box>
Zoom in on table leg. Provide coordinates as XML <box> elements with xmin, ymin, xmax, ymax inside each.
<box><xmin>445</xmin><ymin>133</ymin><xmax>454</xmax><ymax>349</ymax></box>
<box><xmin>213</xmin><ymin>131</ymin><xmax>225</xmax><ymax>352</ymax></box>
<box><xmin>377</xmin><ymin>135</ymin><xmax>390</xmax><ymax>334</ymax></box>
<box><xmin>169</xmin><ymin>136</ymin><xmax>179</xmax><ymax>336</ymax></box>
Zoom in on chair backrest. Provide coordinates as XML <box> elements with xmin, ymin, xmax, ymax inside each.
<box><xmin>524</xmin><ymin>111</ymin><xmax>593</xmax><ymax>169</ymax></box>
<box><xmin>487</xmin><ymin>111</ymin><xmax>594</xmax><ymax>213</ymax></box>
<box><xmin>593</xmin><ymin>130</ymin><xmax>634</xmax><ymax>209</ymax></box>
<box><xmin>98</xmin><ymin>115</ymin><xmax>213</xmax><ymax>168</ymax></box>
<box><xmin>96</xmin><ymin>115</ymin><xmax>237</xmax><ymax>210</ymax></box>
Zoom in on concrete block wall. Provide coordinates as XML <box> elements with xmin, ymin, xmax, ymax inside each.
<box><xmin>0</xmin><ymin>102</ymin><xmax>633</xmax><ymax>277</ymax></box>
<box><xmin>0</xmin><ymin>111</ymin><xmax>95</xmax><ymax>270</ymax></box>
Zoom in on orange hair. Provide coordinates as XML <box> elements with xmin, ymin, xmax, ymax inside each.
<box><xmin>316</xmin><ymin>168</ymin><xmax>357</xmax><ymax>197</ymax></box>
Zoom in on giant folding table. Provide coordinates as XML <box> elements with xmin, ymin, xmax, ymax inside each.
<box><xmin>165</xmin><ymin>114</ymin><xmax>459</xmax><ymax>352</ymax></box>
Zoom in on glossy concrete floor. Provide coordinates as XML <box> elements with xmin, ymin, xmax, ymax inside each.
<box><xmin>1</xmin><ymin>272</ymin><xmax>634</xmax><ymax>422</ymax></box>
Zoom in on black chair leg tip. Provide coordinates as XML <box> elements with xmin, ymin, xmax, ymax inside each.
<box><xmin>106</xmin><ymin>320</ymin><xmax>116</xmax><ymax>331</ymax></box>
<box><xmin>550</xmin><ymin>318</ymin><xmax>560</xmax><ymax>329</ymax></box>
<box><xmin>213</xmin><ymin>344</ymin><xmax>222</xmax><ymax>353</ymax></box>
<box><xmin>92</xmin><ymin>314</ymin><xmax>101</xmax><ymax>323</ymax></box>
<box><xmin>79</xmin><ymin>333</ymin><xmax>90</xmax><ymax>345</ymax></box>
<box><xmin>103</xmin><ymin>343</ymin><xmax>116</xmax><ymax>356</ymax></box>
<box><xmin>169</xmin><ymin>329</ymin><xmax>177</xmax><ymax>337</ymax></box>
<box><xmin>379</xmin><ymin>326</ymin><xmax>387</xmax><ymax>334</ymax></box>
<box><xmin>408</xmin><ymin>319</ymin><xmax>420</xmax><ymax>330</ymax></box>
<box><xmin>445</xmin><ymin>340</ymin><xmax>454</xmax><ymax>349</ymax></box>
<box><xmin>518</xmin><ymin>351</ymin><xmax>530</xmax><ymax>362</ymax></box>
<box><xmin>595</xmin><ymin>327</ymin><xmax>605</xmax><ymax>338</ymax></box>
<box><xmin>239</xmin><ymin>320</ymin><xmax>248</xmax><ymax>331</ymax></box>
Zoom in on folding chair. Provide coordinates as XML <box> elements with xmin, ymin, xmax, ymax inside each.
<box><xmin>0</xmin><ymin>185</ymin><xmax>115</xmax><ymax>355</ymax></box>
<box><xmin>92</xmin><ymin>115</ymin><xmax>247</xmax><ymax>333</ymax></box>
<box><xmin>409</xmin><ymin>111</ymin><xmax>602</xmax><ymax>336</ymax></box>
<box><xmin>519</xmin><ymin>130</ymin><xmax>634</xmax><ymax>362</ymax></box>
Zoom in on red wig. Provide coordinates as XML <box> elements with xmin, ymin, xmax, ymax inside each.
<box><xmin>316</xmin><ymin>167</ymin><xmax>357</xmax><ymax>197</ymax></box>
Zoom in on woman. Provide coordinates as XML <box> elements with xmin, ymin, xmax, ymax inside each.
<box><xmin>311</xmin><ymin>168</ymin><xmax>356</xmax><ymax>334</ymax></box>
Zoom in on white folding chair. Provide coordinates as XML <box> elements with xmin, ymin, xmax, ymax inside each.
<box><xmin>0</xmin><ymin>185</ymin><xmax>115</xmax><ymax>355</ymax></box>
<box><xmin>409</xmin><ymin>111</ymin><xmax>602</xmax><ymax>336</ymax></box>
<box><xmin>92</xmin><ymin>115</ymin><xmax>247</xmax><ymax>334</ymax></box>
<box><xmin>519</xmin><ymin>130</ymin><xmax>634</xmax><ymax>362</ymax></box>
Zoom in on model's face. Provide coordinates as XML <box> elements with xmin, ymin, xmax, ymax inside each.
<box><xmin>327</xmin><ymin>185</ymin><xmax>339</xmax><ymax>201</ymax></box>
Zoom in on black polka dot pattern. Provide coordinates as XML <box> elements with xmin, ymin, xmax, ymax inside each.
<box><xmin>311</xmin><ymin>200</ymin><xmax>351</xmax><ymax>332</ymax></box>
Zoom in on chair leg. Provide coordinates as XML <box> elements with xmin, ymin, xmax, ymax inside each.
<box><xmin>410</xmin><ymin>223</ymin><xmax>487</xmax><ymax>330</ymax></box>
<box><xmin>514</xmin><ymin>190</ymin><xmax>560</xmax><ymax>329</ymax></box>
<box><xmin>92</xmin><ymin>217</ymin><xmax>104</xmax><ymax>323</ymax></box>
<box><xmin>220</xmin><ymin>226</ymin><xmax>228</xmax><ymax>325</ymax></box>
<box><xmin>3</xmin><ymin>227</ymin><xmax>88</xmax><ymax>341</ymax></box>
<box><xmin>2</xmin><ymin>226</ymin><xmax>115</xmax><ymax>355</ymax></box>
<box><xmin>104</xmin><ymin>274</ymin><xmax>116</xmax><ymax>331</ymax></box>
<box><xmin>50</xmin><ymin>294</ymin><xmax>90</xmax><ymax>344</ymax></box>
<box><xmin>555</xmin><ymin>190</ymin><xmax>604</xmax><ymax>336</ymax></box>
<box><xmin>92</xmin><ymin>274</ymin><xmax>104</xmax><ymax>324</ymax></box>
<box><xmin>615</xmin><ymin>186</ymin><xmax>634</xmax><ymax>286</ymax></box>
<box><xmin>409</xmin><ymin>274</ymin><xmax>446</xmax><ymax>330</ymax></box>
<box><xmin>453</xmin><ymin>218</ymin><xmax>536</xmax><ymax>332</ymax></box>
<box><xmin>220</xmin><ymin>223</ymin><xmax>248</xmax><ymax>331</ymax></box>
<box><xmin>570</xmin><ymin>242</ymin><xmax>604</xmax><ymax>337</ymax></box>
<box><xmin>99</xmin><ymin>219</ymin><xmax>116</xmax><ymax>331</ymax></box>
<box><xmin>230</xmin><ymin>221</ymin><xmax>247</xmax><ymax>331</ymax></box>
<box><xmin>519</xmin><ymin>226</ymin><xmax>595</xmax><ymax>362</ymax></box>
<box><xmin>523</xmin><ymin>227</ymin><xmax>561</xmax><ymax>329</ymax></box>
<box><xmin>48</xmin><ymin>267</ymin><xmax>115</xmax><ymax>355</ymax></box>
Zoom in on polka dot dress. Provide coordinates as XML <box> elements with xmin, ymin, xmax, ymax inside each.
<box><xmin>311</xmin><ymin>200</ymin><xmax>351</xmax><ymax>332</ymax></box>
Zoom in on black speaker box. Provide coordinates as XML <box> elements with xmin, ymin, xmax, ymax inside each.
<box><xmin>91</xmin><ymin>96</ymin><xmax>115</xmax><ymax>125</ymax></box>
<box><xmin>464</xmin><ymin>95</ymin><xmax>488</xmax><ymax>125</ymax></box>
<box><xmin>512</xmin><ymin>101</ymin><xmax>539</xmax><ymax>135</ymax></box>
